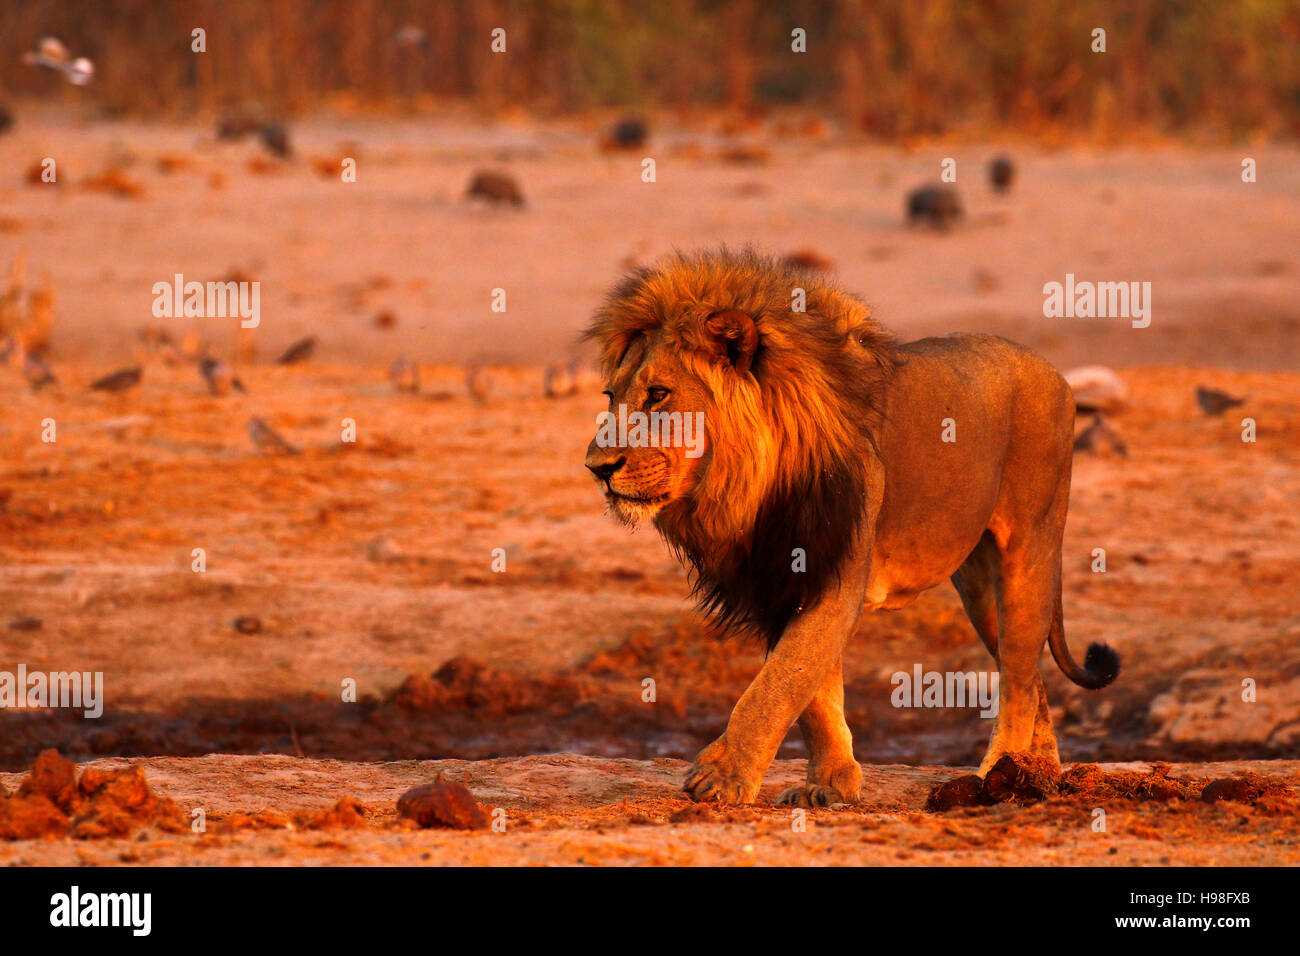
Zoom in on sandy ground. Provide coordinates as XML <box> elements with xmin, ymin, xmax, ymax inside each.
<box><xmin>0</xmin><ymin>112</ymin><xmax>1297</xmax><ymax>370</ymax></box>
<box><xmin>1</xmin><ymin>754</ymin><xmax>1297</xmax><ymax>866</ymax></box>
<box><xmin>0</xmin><ymin>113</ymin><xmax>1297</xmax><ymax>864</ymax></box>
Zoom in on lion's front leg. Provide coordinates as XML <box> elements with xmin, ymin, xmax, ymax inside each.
<box><xmin>684</xmin><ymin>575</ymin><xmax>866</xmax><ymax>805</ymax></box>
<box><xmin>775</xmin><ymin>657</ymin><xmax>862</xmax><ymax>808</ymax></box>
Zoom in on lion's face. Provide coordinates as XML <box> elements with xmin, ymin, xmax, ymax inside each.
<box><xmin>584</xmin><ymin>336</ymin><xmax>712</xmax><ymax>526</ymax></box>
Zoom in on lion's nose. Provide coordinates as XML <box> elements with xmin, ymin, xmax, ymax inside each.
<box><xmin>586</xmin><ymin>456</ymin><xmax>626</xmax><ymax>482</ymax></box>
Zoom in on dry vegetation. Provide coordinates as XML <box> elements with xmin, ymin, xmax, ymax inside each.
<box><xmin>1</xmin><ymin>0</ymin><xmax>1298</xmax><ymax>139</ymax></box>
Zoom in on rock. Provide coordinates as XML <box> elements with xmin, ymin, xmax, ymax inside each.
<box><xmin>1065</xmin><ymin>366</ymin><xmax>1128</xmax><ymax>414</ymax></box>
<box><xmin>1148</xmin><ymin>671</ymin><xmax>1300</xmax><ymax>747</ymax></box>
<box><xmin>397</xmin><ymin>779</ymin><xmax>489</xmax><ymax>830</ymax></box>
<box><xmin>16</xmin><ymin>749</ymin><xmax>78</xmax><ymax>811</ymax></box>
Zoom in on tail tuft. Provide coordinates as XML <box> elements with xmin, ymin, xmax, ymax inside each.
<box><xmin>1083</xmin><ymin>642</ymin><xmax>1121</xmax><ymax>687</ymax></box>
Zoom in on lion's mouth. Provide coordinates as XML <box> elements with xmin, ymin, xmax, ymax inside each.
<box><xmin>607</xmin><ymin>489</ymin><xmax>669</xmax><ymax>505</ymax></box>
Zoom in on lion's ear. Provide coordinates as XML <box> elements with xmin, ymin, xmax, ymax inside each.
<box><xmin>704</xmin><ymin>310</ymin><xmax>759</xmax><ymax>373</ymax></box>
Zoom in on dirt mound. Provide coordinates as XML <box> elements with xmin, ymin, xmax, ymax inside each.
<box><xmin>0</xmin><ymin>749</ymin><xmax>186</xmax><ymax>839</ymax></box>
<box><xmin>927</xmin><ymin>754</ymin><xmax>1300</xmax><ymax>812</ymax></box>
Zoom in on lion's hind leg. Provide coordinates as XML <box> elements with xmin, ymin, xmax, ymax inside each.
<box><xmin>955</xmin><ymin>532</ymin><xmax>1060</xmax><ymax>775</ymax></box>
<box><xmin>775</xmin><ymin>657</ymin><xmax>862</xmax><ymax>808</ymax></box>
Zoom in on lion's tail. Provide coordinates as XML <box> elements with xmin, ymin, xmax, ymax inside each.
<box><xmin>1047</xmin><ymin>598</ymin><xmax>1120</xmax><ymax>689</ymax></box>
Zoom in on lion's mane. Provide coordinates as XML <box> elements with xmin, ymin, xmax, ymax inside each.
<box><xmin>585</xmin><ymin>248</ymin><xmax>898</xmax><ymax>649</ymax></box>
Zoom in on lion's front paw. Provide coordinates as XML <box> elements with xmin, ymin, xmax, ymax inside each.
<box><xmin>683</xmin><ymin>739</ymin><xmax>761</xmax><ymax>805</ymax></box>
<box><xmin>774</xmin><ymin>784</ymin><xmax>850</xmax><ymax>809</ymax></box>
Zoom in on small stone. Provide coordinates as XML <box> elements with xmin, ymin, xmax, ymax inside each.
<box><xmin>397</xmin><ymin>779</ymin><xmax>488</xmax><ymax>830</ymax></box>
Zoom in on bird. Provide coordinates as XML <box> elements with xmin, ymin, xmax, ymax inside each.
<box><xmin>989</xmin><ymin>154</ymin><xmax>1015</xmax><ymax>194</ymax></box>
<box><xmin>906</xmin><ymin>185</ymin><xmax>964</xmax><ymax>229</ymax></box>
<box><xmin>199</xmin><ymin>357</ymin><xmax>246</xmax><ymax>395</ymax></box>
<box><xmin>466</xmin><ymin>170</ymin><xmax>525</xmax><ymax>208</ymax></box>
<box><xmin>543</xmin><ymin>361</ymin><xmax>577</xmax><ymax>398</ymax></box>
<box><xmin>258</xmin><ymin>122</ymin><xmax>291</xmax><ymax>159</ymax></box>
<box><xmin>22</xmin><ymin>37</ymin><xmax>94</xmax><ymax>86</ymax></box>
<box><xmin>601</xmin><ymin>116</ymin><xmax>648</xmax><ymax>151</ymax></box>
<box><xmin>23</xmin><ymin>352</ymin><xmax>58</xmax><ymax>392</ymax></box>
<box><xmin>215</xmin><ymin>105</ymin><xmax>262</xmax><ymax>140</ymax></box>
<box><xmin>465</xmin><ymin>364</ymin><xmax>492</xmax><ymax>403</ymax></box>
<box><xmin>276</xmin><ymin>336</ymin><xmax>316</xmax><ymax>365</ymax></box>
<box><xmin>389</xmin><ymin>357</ymin><xmax>420</xmax><ymax>394</ymax></box>
<box><xmin>0</xmin><ymin>334</ymin><xmax>21</xmax><ymax>367</ymax></box>
<box><xmin>89</xmin><ymin>366</ymin><xmax>141</xmax><ymax>393</ymax></box>
<box><xmin>249</xmin><ymin>416</ymin><xmax>299</xmax><ymax>455</ymax></box>
<box><xmin>1195</xmin><ymin>386</ymin><xmax>1245</xmax><ymax>416</ymax></box>
<box><xmin>0</xmin><ymin>106</ymin><xmax>13</xmax><ymax>137</ymax></box>
<box><xmin>1073</xmin><ymin>414</ymin><xmax>1128</xmax><ymax>457</ymax></box>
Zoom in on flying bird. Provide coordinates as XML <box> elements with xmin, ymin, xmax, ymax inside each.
<box><xmin>22</xmin><ymin>38</ymin><xmax>94</xmax><ymax>86</ymax></box>
<box><xmin>248</xmin><ymin>416</ymin><xmax>299</xmax><ymax>455</ymax></box>
<box><xmin>276</xmin><ymin>336</ymin><xmax>316</xmax><ymax>365</ymax></box>
<box><xmin>1195</xmin><ymin>386</ymin><xmax>1246</xmax><ymax>417</ymax></box>
<box><xmin>89</xmin><ymin>366</ymin><xmax>142</xmax><ymax>393</ymax></box>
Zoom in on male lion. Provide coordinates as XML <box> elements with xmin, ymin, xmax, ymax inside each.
<box><xmin>583</xmin><ymin>249</ymin><xmax>1119</xmax><ymax>806</ymax></box>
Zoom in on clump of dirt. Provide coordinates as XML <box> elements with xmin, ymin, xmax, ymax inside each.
<box><xmin>1200</xmin><ymin>774</ymin><xmax>1298</xmax><ymax>813</ymax></box>
<box><xmin>1058</xmin><ymin>762</ymin><xmax>1199</xmax><ymax>802</ymax></box>
<box><xmin>0</xmin><ymin>749</ymin><xmax>186</xmax><ymax>839</ymax></box>
<box><xmin>927</xmin><ymin>755</ymin><xmax>1064</xmax><ymax>809</ymax></box>
<box><xmin>397</xmin><ymin>778</ymin><xmax>488</xmax><ymax>830</ymax></box>
<box><xmin>300</xmin><ymin>796</ymin><xmax>370</xmax><ymax>830</ymax></box>
<box><xmin>394</xmin><ymin>657</ymin><xmax>592</xmax><ymax>715</ymax></box>
<box><xmin>924</xmin><ymin>755</ymin><xmax>1297</xmax><ymax>811</ymax></box>
<box><xmin>926</xmin><ymin>773</ymin><xmax>984</xmax><ymax>811</ymax></box>
<box><xmin>213</xmin><ymin>798</ymin><xmax>372</xmax><ymax>833</ymax></box>
<box><xmin>984</xmin><ymin>754</ymin><xmax>1063</xmax><ymax>802</ymax></box>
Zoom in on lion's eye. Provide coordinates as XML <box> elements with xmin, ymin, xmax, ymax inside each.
<box><xmin>648</xmin><ymin>387</ymin><xmax>670</xmax><ymax>404</ymax></box>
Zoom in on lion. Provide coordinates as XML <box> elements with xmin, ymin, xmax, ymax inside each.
<box><xmin>583</xmin><ymin>248</ymin><xmax>1120</xmax><ymax>806</ymax></box>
